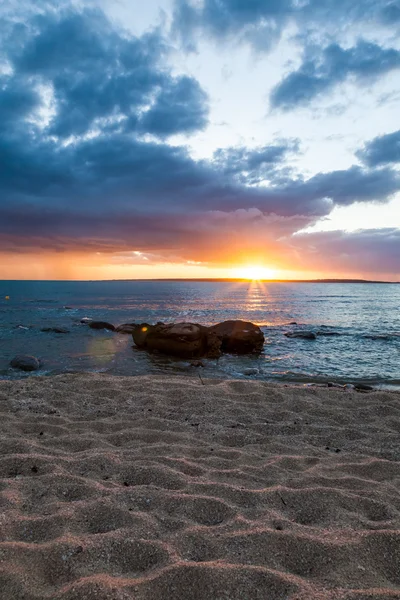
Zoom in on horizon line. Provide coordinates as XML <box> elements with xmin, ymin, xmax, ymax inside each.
<box><xmin>1</xmin><ymin>278</ymin><xmax>399</xmax><ymax>284</ymax></box>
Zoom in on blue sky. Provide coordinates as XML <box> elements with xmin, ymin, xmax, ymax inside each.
<box><xmin>1</xmin><ymin>0</ymin><xmax>399</xmax><ymax>279</ymax></box>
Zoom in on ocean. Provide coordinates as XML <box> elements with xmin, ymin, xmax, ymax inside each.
<box><xmin>0</xmin><ymin>280</ymin><xmax>399</xmax><ymax>388</ymax></box>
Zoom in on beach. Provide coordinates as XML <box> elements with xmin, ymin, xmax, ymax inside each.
<box><xmin>1</xmin><ymin>373</ymin><xmax>400</xmax><ymax>599</ymax></box>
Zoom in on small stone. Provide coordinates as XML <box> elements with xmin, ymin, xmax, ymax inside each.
<box><xmin>88</xmin><ymin>321</ymin><xmax>115</xmax><ymax>331</ymax></box>
<box><xmin>10</xmin><ymin>355</ymin><xmax>41</xmax><ymax>372</ymax></box>
<box><xmin>354</xmin><ymin>383</ymin><xmax>374</xmax><ymax>391</ymax></box>
<box><xmin>243</xmin><ymin>368</ymin><xmax>259</xmax><ymax>376</ymax></box>
<box><xmin>41</xmin><ymin>327</ymin><xmax>70</xmax><ymax>334</ymax></box>
<box><xmin>190</xmin><ymin>360</ymin><xmax>205</xmax><ymax>368</ymax></box>
<box><xmin>285</xmin><ymin>331</ymin><xmax>317</xmax><ymax>340</ymax></box>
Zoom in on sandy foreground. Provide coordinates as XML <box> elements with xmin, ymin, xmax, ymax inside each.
<box><xmin>0</xmin><ymin>374</ymin><xmax>400</xmax><ymax>600</ymax></box>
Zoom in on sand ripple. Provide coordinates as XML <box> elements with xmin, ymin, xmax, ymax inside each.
<box><xmin>1</xmin><ymin>374</ymin><xmax>400</xmax><ymax>599</ymax></box>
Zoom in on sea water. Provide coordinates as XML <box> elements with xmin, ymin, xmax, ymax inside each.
<box><xmin>0</xmin><ymin>280</ymin><xmax>399</xmax><ymax>387</ymax></box>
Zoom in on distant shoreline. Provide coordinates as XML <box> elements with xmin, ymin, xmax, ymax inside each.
<box><xmin>1</xmin><ymin>278</ymin><xmax>399</xmax><ymax>284</ymax></box>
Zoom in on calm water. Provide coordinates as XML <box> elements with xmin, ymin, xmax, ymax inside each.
<box><xmin>0</xmin><ymin>280</ymin><xmax>399</xmax><ymax>388</ymax></box>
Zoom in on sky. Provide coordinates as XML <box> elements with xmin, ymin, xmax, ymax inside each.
<box><xmin>0</xmin><ymin>0</ymin><xmax>399</xmax><ymax>280</ymax></box>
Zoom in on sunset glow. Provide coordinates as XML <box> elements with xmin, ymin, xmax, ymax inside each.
<box><xmin>0</xmin><ymin>1</ymin><xmax>399</xmax><ymax>281</ymax></box>
<box><xmin>233</xmin><ymin>266</ymin><xmax>277</xmax><ymax>281</ymax></box>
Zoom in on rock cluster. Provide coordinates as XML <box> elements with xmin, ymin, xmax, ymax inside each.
<box><xmin>132</xmin><ymin>320</ymin><xmax>264</xmax><ymax>359</ymax></box>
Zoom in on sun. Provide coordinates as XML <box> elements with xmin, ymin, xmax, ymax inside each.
<box><xmin>234</xmin><ymin>265</ymin><xmax>276</xmax><ymax>281</ymax></box>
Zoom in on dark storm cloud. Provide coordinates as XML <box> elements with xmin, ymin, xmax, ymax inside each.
<box><xmin>172</xmin><ymin>0</ymin><xmax>399</xmax><ymax>52</ymax></box>
<box><xmin>3</xmin><ymin>7</ymin><xmax>208</xmax><ymax>140</ymax></box>
<box><xmin>358</xmin><ymin>130</ymin><xmax>400</xmax><ymax>166</ymax></box>
<box><xmin>271</xmin><ymin>41</ymin><xmax>400</xmax><ymax>110</ymax></box>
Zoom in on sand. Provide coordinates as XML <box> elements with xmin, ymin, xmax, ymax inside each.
<box><xmin>0</xmin><ymin>374</ymin><xmax>400</xmax><ymax>600</ymax></box>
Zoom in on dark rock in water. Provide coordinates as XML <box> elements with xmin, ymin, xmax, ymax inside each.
<box><xmin>115</xmin><ymin>323</ymin><xmax>137</xmax><ymax>334</ymax></box>
<box><xmin>132</xmin><ymin>322</ymin><xmax>221</xmax><ymax>359</ymax></box>
<box><xmin>317</xmin><ymin>330</ymin><xmax>341</xmax><ymax>337</ymax></box>
<box><xmin>41</xmin><ymin>327</ymin><xmax>70</xmax><ymax>334</ymax></box>
<box><xmin>354</xmin><ymin>383</ymin><xmax>374</xmax><ymax>391</ymax></box>
<box><xmin>10</xmin><ymin>355</ymin><xmax>41</xmax><ymax>371</ymax></box>
<box><xmin>289</xmin><ymin>321</ymin><xmax>298</xmax><ymax>325</ymax></box>
<box><xmin>88</xmin><ymin>321</ymin><xmax>115</xmax><ymax>331</ymax></box>
<box><xmin>285</xmin><ymin>331</ymin><xmax>317</xmax><ymax>340</ymax></box>
<box><xmin>243</xmin><ymin>368</ymin><xmax>259</xmax><ymax>376</ymax></box>
<box><xmin>64</xmin><ymin>306</ymin><xmax>73</xmax><ymax>310</ymax></box>
<box><xmin>209</xmin><ymin>320</ymin><xmax>265</xmax><ymax>354</ymax></box>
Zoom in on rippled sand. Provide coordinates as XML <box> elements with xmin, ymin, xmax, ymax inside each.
<box><xmin>1</xmin><ymin>374</ymin><xmax>400</xmax><ymax>599</ymax></box>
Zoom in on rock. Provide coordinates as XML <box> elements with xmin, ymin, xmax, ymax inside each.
<box><xmin>327</xmin><ymin>382</ymin><xmax>344</xmax><ymax>388</ymax></box>
<box><xmin>115</xmin><ymin>323</ymin><xmax>137</xmax><ymax>334</ymax></box>
<box><xmin>243</xmin><ymin>368</ymin><xmax>259</xmax><ymax>376</ymax></box>
<box><xmin>317</xmin><ymin>330</ymin><xmax>341</xmax><ymax>337</ymax></box>
<box><xmin>209</xmin><ymin>320</ymin><xmax>265</xmax><ymax>354</ymax></box>
<box><xmin>132</xmin><ymin>322</ymin><xmax>222</xmax><ymax>359</ymax></box>
<box><xmin>344</xmin><ymin>384</ymin><xmax>355</xmax><ymax>390</ymax></box>
<box><xmin>80</xmin><ymin>317</ymin><xmax>92</xmax><ymax>323</ymax></box>
<box><xmin>88</xmin><ymin>321</ymin><xmax>115</xmax><ymax>331</ymax></box>
<box><xmin>64</xmin><ymin>306</ymin><xmax>73</xmax><ymax>310</ymax></box>
<box><xmin>289</xmin><ymin>321</ymin><xmax>298</xmax><ymax>325</ymax></box>
<box><xmin>41</xmin><ymin>327</ymin><xmax>70</xmax><ymax>334</ymax></box>
<box><xmin>10</xmin><ymin>355</ymin><xmax>41</xmax><ymax>371</ymax></box>
<box><xmin>285</xmin><ymin>331</ymin><xmax>317</xmax><ymax>340</ymax></box>
<box><xmin>190</xmin><ymin>360</ymin><xmax>205</xmax><ymax>368</ymax></box>
<box><xmin>354</xmin><ymin>383</ymin><xmax>374</xmax><ymax>391</ymax></box>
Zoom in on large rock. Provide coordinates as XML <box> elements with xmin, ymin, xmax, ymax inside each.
<box><xmin>132</xmin><ymin>320</ymin><xmax>265</xmax><ymax>358</ymax></box>
<box><xmin>10</xmin><ymin>355</ymin><xmax>41</xmax><ymax>371</ymax></box>
<box><xmin>132</xmin><ymin>322</ymin><xmax>221</xmax><ymax>359</ymax></box>
<box><xmin>209</xmin><ymin>320</ymin><xmax>265</xmax><ymax>354</ymax></box>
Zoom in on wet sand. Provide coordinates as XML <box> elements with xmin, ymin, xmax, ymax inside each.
<box><xmin>1</xmin><ymin>374</ymin><xmax>400</xmax><ymax>599</ymax></box>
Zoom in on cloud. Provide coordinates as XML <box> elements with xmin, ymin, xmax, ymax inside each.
<box><xmin>358</xmin><ymin>129</ymin><xmax>400</xmax><ymax>166</ymax></box>
<box><xmin>1</xmin><ymin>0</ymin><xmax>400</xmax><ymax>279</ymax></box>
<box><xmin>211</xmin><ymin>140</ymin><xmax>300</xmax><ymax>183</ymax></box>
<box><xmin>2</xmin><ymin>6</ymin><xmax>208</xmax><ymax>140</ymax></box>
<box><xmin>290</xmin><ymin>228</ymin><xmax>400</xmax><ymax>274</ymax></box>
<box><xmin>172</xmin><ymin>0</ymin><xmax>400</xmax><ymax>52</ymax></box>
<box><xmin>270</xmin><ymin>40</ymin><xmax>400</xmax><ymax>110</ymax></box>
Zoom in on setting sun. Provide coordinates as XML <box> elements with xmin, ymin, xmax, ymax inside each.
<box><xmin>234</xmin><ymin>266</ymin><xmax>277</xmax><ymax>281</ymax></box>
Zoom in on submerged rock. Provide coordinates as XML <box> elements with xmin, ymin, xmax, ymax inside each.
<box><xmin>243</xmin><ymin>368</ymin><xmax>259</xmax><ymax>376</ymax></box>
<box><xmin>317</xmin><ymin>330</ymin><xmax>341</xmax><ymax>337</ymax></box>
<box><xmin>88</xmin><ymin>321</ymin><xmax>115</xmax><ymax>331</ymax></box>
<box><xmin>41</xmin><ymin>327</ymin><xmax>70</xmax><ymax>334</ymax></box>
<box><xmin>209</xmin><ymin>320</ymin><xmax>265</xmax><ymax>354</ymax></box>
<box><xmin>285</xmin><ymin>331</ymin><xmax>317</xmax><ymax>340</ymax></box>
<box><xmin>10</xmin><ymin>355</ymin><xmax>41</xmax><ymax>371</ymax></box>
<box><xmin>132</xmin><ymin>322</ymin><xmax>221</xmax><ymax>359</ymax></box>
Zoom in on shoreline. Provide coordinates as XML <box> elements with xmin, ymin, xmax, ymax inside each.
<box><xmin>1</xmin><ymin>373</ymin><xmax>400</xmax><ymax>599</ymax></box>
<box><xmin>2</xmin><ymin>369</ymin><xmax>400</xmax><ymax>392</ymax></box>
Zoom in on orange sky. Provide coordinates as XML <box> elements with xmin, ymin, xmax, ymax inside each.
<box><xmin>1</xmin><ymin>251</ymin><xmax>397</xmax><ymax>281</ymax></box>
